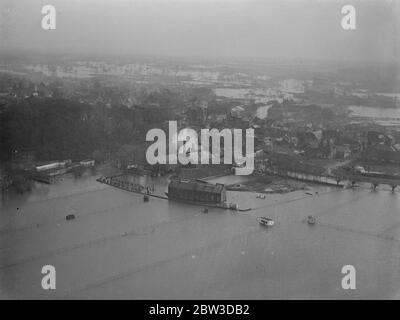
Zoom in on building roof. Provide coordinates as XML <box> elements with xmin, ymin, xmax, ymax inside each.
<box><xmin>169</xmin><ymin>179</ymin><xmax>225</xmax><ymax>194</ymax></box>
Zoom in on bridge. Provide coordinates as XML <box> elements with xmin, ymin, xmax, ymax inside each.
<box><xmin>264</xmin><ymin>167</ymin><xmax>399</xmax><ymax>193</ymax></box>
<box><xmin>333</xmin><ymin>169</ymin><xmax>400</xmax><ymax>192</ymax></box>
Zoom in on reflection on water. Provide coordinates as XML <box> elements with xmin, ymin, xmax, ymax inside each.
<box><xmin>1</xmin><ymin>169</ymin><xmax>400</xmax><ymax>299</ymax></box>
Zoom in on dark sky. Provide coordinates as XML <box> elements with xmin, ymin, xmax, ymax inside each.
<box><xmin>0</xmin><ymin>0</ymin><xmax>398</xmax><ymax>63</ymax></box>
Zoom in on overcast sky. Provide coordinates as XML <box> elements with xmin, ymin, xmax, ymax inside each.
<box><xmin>0</xmin><ymin>0</ymin><xmax>398</xmax><ymax>63</ymax></box>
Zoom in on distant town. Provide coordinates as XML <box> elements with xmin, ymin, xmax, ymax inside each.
<box><xmin>1</xmin><ymin>54</ymin><xmax>399</xmax><ymax>195</ymax></box>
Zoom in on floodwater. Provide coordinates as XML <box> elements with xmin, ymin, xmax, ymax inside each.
<box><xmin>348</xmin><ymin>106</ymin><xmax>400</xmax><ymax>126</ymax></box>
<box><xmin>1</xmin><ymin>169</ymin><xmax>400</xmax><ymax>299</ymax></box>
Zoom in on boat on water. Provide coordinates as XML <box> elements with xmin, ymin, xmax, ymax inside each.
<box><xmin>258</xmin><ymin>216</ymin><xmax>274</xmax><ymax>227</ymax></box>
<box><xmin>307</xmin><ymin>215</ymin><xmax>316</xmax><ymax>225</ymax></box>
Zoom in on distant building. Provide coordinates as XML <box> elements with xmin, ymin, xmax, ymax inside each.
<box><xmin>230</xmin><ymin>105</ymin><xmax>245</xmax><ymax>118</ymax></box>
<box><xmin>35</xmin><ymin>160</ymin><xmax>71</xmax><ymax>172</ymax></box>
<box><xmin>186</xmin><ymin>100</ymin><xmax>208</xmax><ymax>125</ymax></box>
<box><xmin>80</xmin><ymin>159</ymin><xmax>95</xmax><ymax>167</ymax></box>
<box><xmin>367</xmin><ymin>131</ymin><xmax>391</xmax><ymax>147</ymax></box>
<box><xmin>167</xmin><ymin>179</ymin><xmax>226</xmax><ymax>204</ymax></box>
<box><xmin>333</xmin><ymin>145</ymin><xmax>351</xmax><ymax>159</ymax></box>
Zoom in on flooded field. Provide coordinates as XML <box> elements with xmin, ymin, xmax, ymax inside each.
<box><xmin>1</xmin><ymin>170</ymin><xmax>400</xmax><ymax>299</ymax></box>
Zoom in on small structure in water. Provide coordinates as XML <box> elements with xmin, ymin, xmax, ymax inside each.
<box><xmin>258</xmin><ymin>216</ymin><xmax>274</xmax><ymax>227</ymax></box>
<box><xmin>307</xmin><ymin>215</ymin><xmax>316</xmax><ymax>225</ymax></box>
<box><xmin>166</xmin><ymin>179</ymin><xmax>226</xmax><ymax>204</ymax></box>
<box><xmin>143</xmin><ymin>195</ymin><xmax>149</xmax><ymax>202</ymax></box>
<box><xmin>66</xmin><ymin>214</ymin><xmax>75</xmax><ymax>221</ymax></box>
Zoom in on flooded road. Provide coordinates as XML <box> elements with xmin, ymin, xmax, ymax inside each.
<box><xmin>1</xmin><ymin>170</ymin><xmax>400</xmax><ymax>299</ymax></box>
